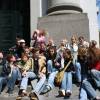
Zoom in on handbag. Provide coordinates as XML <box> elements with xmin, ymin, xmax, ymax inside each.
<box><xmin>54</xmin><ymin>60</ymin><xmax>72</xmax><ymax>86</ymax></box>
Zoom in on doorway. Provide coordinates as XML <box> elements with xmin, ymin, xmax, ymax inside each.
<box><xmin>0</xmin><ymin>0</ymin><xmax>30</xmax><ymax>51</ymax></box>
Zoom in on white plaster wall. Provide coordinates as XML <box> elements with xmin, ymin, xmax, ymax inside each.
<box><xmin>30</xmin><ymin>0</ymin><xmax>42</xmax><ymax>37</ymax></box>
<box><xmin>80</xmin><ymin>0</ymin><xmax>99</xmax><ymax>46</ymax></box>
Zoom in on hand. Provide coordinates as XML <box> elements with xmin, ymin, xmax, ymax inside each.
<box><xmin>10</xmin><ymin>64</ymin><xmax>14</xmax><ymax>68</ymax></box>
<box><xmin>38</xmin><ymin>72</ymin><xmax>44</xmax><ymax>78</ymax></box>
<box><xmin>22</xmin><ymin>71</ymin><xmax>27</xmax><ymax>76</ymax></box>
<box><xmin>55</xmin><ymin>62</ymin><xmax>60</xmax><ymax>66</ymax></box>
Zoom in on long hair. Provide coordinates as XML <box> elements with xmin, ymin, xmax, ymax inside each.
<box><xmin>63</xmin><ymin>48</ymin><xmax>72</xmax><ymax>60</ymax></box>
<box><xmin>88</xmin><ymin>46</ymin><xmax>100</xmax><ymax>66</ymax></box>
<box><xmin>71</xmin><ymin>34</ymin><xmax>78</xmax><ymax>44</ymax></box>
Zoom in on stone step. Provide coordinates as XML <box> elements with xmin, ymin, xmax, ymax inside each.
<box><xmin>0</xmin><ymin>84</ymin><xmax>99</xmax><ymax>100</ymax></box>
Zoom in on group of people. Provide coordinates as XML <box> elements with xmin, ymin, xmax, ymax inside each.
<box><xmin>0</xmin><ymin>29</ymin><xmax>99</xmax><ymax>100</ymax></box>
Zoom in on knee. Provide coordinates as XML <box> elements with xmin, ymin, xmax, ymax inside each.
<box><xmin>12</xmin><ymin>69</ymin><xmax>18</xmax><ymax>75</ymax></box>
<box><xmin>48</xmin><ymin>73</ymin><xmax>56</xmax><ymax>81</ymax></box>
<box><xmin>75</xmin><ymin>62</ymin><xmax>81</xmax><ymax>69</ymax></box>
<box><xmin>91</xmin><ymin>69</ymin><xmax>97</xmax><ymax>75</ymax></box>
<box><xmin>0</xmin><ymin>78</ymin><xmax>3</xmax><ymax>83</ymax></box>
<box><xmin>41</xmin><ymin>75</ymin><xmax>46</xmax><ymax>81</ymax></box>
<box><xmin>47</xmin><ymin>60</ymin><xmax>52</xmax><ymax>65</ymax></box>
<box><xmin>76</xmin><ymin>62</ymin><xmax>81</xmax><ymax>67</ymax></box>
<box><xmin>0</xmin><ymin>78</ymin><xmax>6</xmax><ymax>85</ymax></box>
<box><xmin>82</xmin><ymin>79</ymin><xmax>89</xmax><ymax>88</ymax></box>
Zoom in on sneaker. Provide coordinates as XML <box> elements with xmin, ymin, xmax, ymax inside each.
<box><xmin>18</xmin><ymin>89</ymin><xmax>27</xmax><ymax>97</ymax></box>
<box><xmin>22</xmin><ymin>90</ymin><xmax>27</xmax><ymax>96</ymax></box>
<box><xmin>29</xmin><ymin>92</ymin><xmax>37</xmax><ymax>97</ymax></box>
<box><xmin>40</xmin><ymin>85</ymin><xmax>51</xmax><ymax>94</ymax></box>
<box><xmin>65</xmin><ymin>92</ymin><xmax>71</xmax><ymax>98</ymax></box>
<box><xmin>18</xmin><ymin>89</ymin><xmax>23</xmax><ymax>95</ymax></box>
<box><xmin>58</xmin><ymin>90</ymin><xmax>65</xmax><ymax>97</ymax></box>
<box><xmin>16</xmin><ymin>90</ymin><xmax>27</xmax><ymax>100</ymax></box>
<box><xmin>29</xmin><ymin>92</ymin><xmax>39</xmax><ymax>100</ymax></box>
<box><xmin>16</xmin><ymin>96</ymin><xmax>22</xmax><ymax>100</ymax></box>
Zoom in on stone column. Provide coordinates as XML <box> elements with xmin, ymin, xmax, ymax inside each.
<box><xmin>37</xmin><ymin>0</ymin><xmax>89</xmax><ymax>45</ymax></box>
<box><xmin>47</xmin><ymin>0</ymin><xmax>82</xmax><ymax>15</ymax></box>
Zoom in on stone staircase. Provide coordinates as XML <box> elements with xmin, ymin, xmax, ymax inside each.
<box><xmin>0</xmin><ymin>84</ymin><xmax>99</xmax><ymax>100</ymax></box>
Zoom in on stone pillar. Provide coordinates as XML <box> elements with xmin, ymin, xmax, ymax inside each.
<box><xmin>37</xmin><ymin>0</ymin><xmax>89</xmax><ymax>45</ymax></box>
<box><xmin>38</xmin><ymin>13</ymin><xmax>89</xmax><ymax>46</ymax></box>
<box><xmin>47</xmin><ymin>0</ymin><xmax>82</xmax><ymax>15</ymax></box>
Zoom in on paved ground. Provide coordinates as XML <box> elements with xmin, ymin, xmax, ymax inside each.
<box><xmin>0</xmin><ymin>84</ymin><xmax>99</xmax><ymax>100</ymax></box>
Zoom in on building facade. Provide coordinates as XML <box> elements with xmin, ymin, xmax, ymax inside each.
<box><xmin>0</xmin><ymin>0</ymin><xmax>99</xmax><ymax>51</ymax></box>
<box><xmin>30</xmin><ymin>0</ymin><xmax>99</xmax><ymax>46</ymax></box>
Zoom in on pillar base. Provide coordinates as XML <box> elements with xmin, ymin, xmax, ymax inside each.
<box><xmin>37</xmin><ymin>13</ymin><xmax>89</xmax><ymax>46</ymax></box>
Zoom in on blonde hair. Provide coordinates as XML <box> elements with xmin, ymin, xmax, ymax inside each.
<box><xmin>71</xmin><ymin>34</ymin><xmax>78</xmax><ymax>44</ymax></box>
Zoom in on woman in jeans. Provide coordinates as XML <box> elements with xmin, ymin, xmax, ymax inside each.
<box><xmin>69</xmin><ymin>35</ymin><xmax>81</xmax><ymax>83</ymax></box>
<box><xmin>0</xmin><ymin>54</ymin><xmax>21</xmax><ymax>94</ymax></box>
<box><xmin>59</xmin><ymin>48</ymin><xmax>74</xmax><ymax>98</ymax></box>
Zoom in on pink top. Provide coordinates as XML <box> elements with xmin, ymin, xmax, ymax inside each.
<box><xmin>37</xmin><ymin>36</ymin><xmax>46</xmax><ymax>43</ymax></box>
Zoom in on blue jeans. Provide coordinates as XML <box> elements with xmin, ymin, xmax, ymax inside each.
<box><xmin>20</xmin><ymin>72</ymin><xmax>36</xmax><ymax>90</ymax></box>
<box><xmin>0</xmin><ymin>67</ymin><xmax>21</xmax><ymax>93</ymax></box>
<box><xmin>91</xmin><ymin>69</ymin><xmax>100</xmax><ymax>87</ymax></box>
<box><xmin>32</xmin><ymin>74</ymin><xmax>46</xmax><ymax>93</ymax></box>
<box><xmin>60</xmin><ymin>72</ymin><xmax>72</xmax><ymax>93</ymax></box>
<box><xmin>0</xmin><ymin>77</ymin><xmax>7</xmax><ymax>93</ymax></box>
<box><xmin>47</xmin><ymin>60</ymin><xmax>57</xmax><ymax>74</ymax></box>
<box><xmin>47</xmin><ymin>71</ymin><xmax>58</xmax><ymax>89</ymax></box>
<box><xmin>74</xmin><ymin>62</ymin><xmax>81</xmax><ymax>82</ymax></box>
<box><xmin>79</xmin><ymin>88</ymin><xmax>88</xmax><ymax>100</ymax></box>
<box><xmin>7</xmin><ymin>67</ymin><xmax>21</xmax><ymax>91</ymax></box>
<box><xmin>81</xmin><ymin>79</ymin><xmax>97</xmax><ymax>99</ymax></box>
<box><xmin>47</xmin><ymin>60</ymin><xmax>53</xmax><ymax>74</ymax></box>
